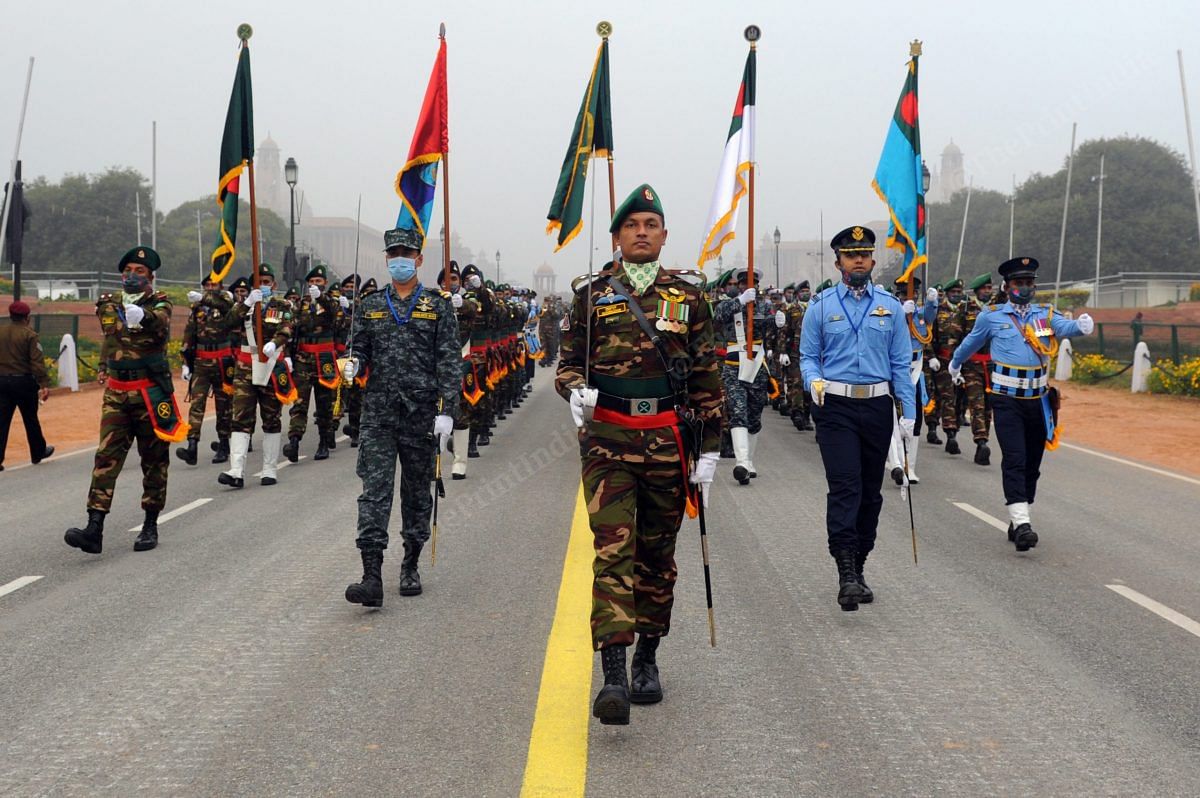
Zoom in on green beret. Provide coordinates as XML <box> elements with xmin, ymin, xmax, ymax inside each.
<box><xmin>485</xmin><ymin>279</ymin><xmax>496</xmax><ymax>290</ymax></box>
<box><xmin>716</xmin><ymin>269</ymin><xmax>734</xmax><ymax>288</ymax></box>
<box><xmin>943</xmin><ymin>278</ymin><xmax>963</xmax><ymax>291</ymax></box>
<box><xmin>797</xmin><ymin>280</ymin><xmax>810</xmax><ymax>290</ymax></box>
<box><xmin>305</xmin><ymin>264</ymin><xmax>328</xmax><ymax>282</ymax></box>
<box><xmin>816</xmin><ymin>278</ymin><xmax>834</xmax><ymax>293</ymax></box>
<box><xmin>362</xmin><ymin>277</ymin><xmax>378</xmax><ymax>293</ymax></box>
<box><xmin>118</xmin><ymin>246</ymin><xmax>161</xmax><ymax>273</ymax></box>
<box><xmin>968</xmin><ymin>272</ymin><xmax>993</xmax><ymax>291</ymax></box>
<box><xmin>784</xmin><ymin>282</ymin><xmax>796</xmax><ymax>291</ymax></box>
<box><xmin>609</xmin><ymin>183</ymin><xmax>665</xmax><ymax>234</ymax></box>
<box><xmin>230</xmin><ymin>276</ymin><xmax>250</xmax><ymax>292</ymax></box>
<box><xmin>257</xmin><ymin>262</ymin><xmax>276</xmax><ymax>279</ymax></box>
<box><xmin>384</xmin><ymin>227</ymin><xmax>424</xmax><ymax>252</ymax></box>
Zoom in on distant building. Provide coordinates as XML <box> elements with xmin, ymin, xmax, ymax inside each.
<box><xmin>255</xmin><ymin>134</ymin><xmax>312</xmax><ymax>225</ymax></box>
<box><xmin>749</xmin><ymin>221</ymin><xmax>892</xmax><ymax>289</ymax></box>
<box><xmin>930</xmin><ymin>140</ymin><xmax>965</xmax><ymax>203</ymax></box>
<box><xmin>295</xmin><ymin>217</ymin><xmax>385</xmax><ymax>282</ymax></box>
<box><xmin>534</xmin><ymin>262</ymin><xmax>556</xmax><ymax>296</ymax></box>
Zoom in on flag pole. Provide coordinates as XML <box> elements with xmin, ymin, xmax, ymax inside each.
<box><xmin>907</xmin><ymin>40</ymin><xmax>922</xmax><ymax>301</ymax></box>
<box><xmin>237</xmin><ymin>27</ymin><xmax>264</xmax><ymax>362</ymax></box>
<box><xmin>440</xmin><ymin>23</ymin><xmax>451</xmax><ymax>288</ymax></box>
<box><xmin>744</xmin><ymin>29</ymin><xmax>758</xmax><ymax>358</ymax></box>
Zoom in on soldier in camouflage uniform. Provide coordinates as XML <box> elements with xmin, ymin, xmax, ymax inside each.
<box><xmin>780</xmin><ymin>280</ymin><xmax>813</xmax><ymax>430</ymax></box>
<box><xmin>556</xmin><ymin>184</ymin><xmax>723</xmax><ymax>725</ymax></box>
<box><xmin>339</xmin><ymin>276</ymin><xmax>379</xmax><ymax>447</ymax></box>
<box><xmin>218</xmin><ymin>263</ymin><xmax>296</xmax><ymax>489</ymax></box>
<box><xmin>538</xmin><ymin>295</ymin><xmax>562</xmax><ymax>365</ymax></box>
<box><xmin>344</xmin><ymin>227</ymin><xmax>460</xmax><ymax>607</ymax></box>
<box><xmin>714</xmin><ymin>267</ymin><xmax>772</xmax><ymax>485</ymax></box>
<box><xmin>65</xmin><ymin>246</ymin><xmax>182</xmax><ymax>554</ymax></box>
<box><xmin>285</xmin><ymin>264</ymin><xmax>348</xmax><ymax>463</ymax></box>
<box><xmin>925</xmin><ymin>279</ymin><xmax>962</xmax><ymax>445</ymax></box>
<box><xmin>437</xmin><ymin>261</ymin><xmax>479</xmax><ymax>480</ymax></box>
<box><xmin>943</xmin><ymin>272</ymin><xmax>994</xmax><ymax>464</ymax></box>
<box><xmin>176</xmin><ymin>275</ymin><xmax>235</xmax><ymax>466</ymax></box>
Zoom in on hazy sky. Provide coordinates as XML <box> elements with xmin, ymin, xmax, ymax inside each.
<box><xmin>3</xmin><ymin>0</ymin><xmax>1199</xmax><ymax>288</ymax></box>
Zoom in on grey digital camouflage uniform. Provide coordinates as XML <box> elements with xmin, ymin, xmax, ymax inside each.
<box><xmin>713</xmin><ymin>296</ymin><xmax>771</xmax><ymax>433</ymax></box>
<box><xmin>354</xmin><ymin>282</ymin><xmax>461</xmax><ymax>551</ymax></box>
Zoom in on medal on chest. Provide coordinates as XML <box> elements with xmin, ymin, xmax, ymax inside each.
<box><xmin>655</xmin><ymin>290</ymin><xmax>689</xmax><ymax>333</ymax></box>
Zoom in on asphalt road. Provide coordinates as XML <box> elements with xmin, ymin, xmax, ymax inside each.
<box><xmin>2</xmin><ymin>366</ymin><xmax>1199</xmax><ymax>797</ymax></box>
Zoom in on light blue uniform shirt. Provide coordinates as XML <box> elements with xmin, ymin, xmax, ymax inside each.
<box><xmin>950</xmin><ymin>302</ymin><xmax>1083</xmax><ymax>370</ymax></box>
<box><xmin>906</xmin><ymin>296</ymin><xmax>937</xmax><ymax>351</ymax></box>
<box><xmin>800</xmin><ymin>282</ymin><xmax>916</xmax><ymax>420</ymax></box>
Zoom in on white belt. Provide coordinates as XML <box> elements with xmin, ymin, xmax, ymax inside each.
<box><xmin>825</xmin><ymin>380</ymin><xmax>890</xmax><ymax>399</ymax></box>
<box><xmin>990</xmin><ymin>371</ymin><xmax>1048</xmax><ymax>391</ymax></box>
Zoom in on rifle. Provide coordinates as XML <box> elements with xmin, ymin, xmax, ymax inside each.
<box><xmin>334</xmin><ymin>195</ymin><xmax>363</xmax><ymax>417</ymax></box>
<box><xmin>899</xmin><ymin>413</ymin><xmax>919</xmax><ymax>565</ymax></box>
<box><xmin>431</xmin><ymin>430</ymin><xmax>446</xmax><ymax>566</ymax></box>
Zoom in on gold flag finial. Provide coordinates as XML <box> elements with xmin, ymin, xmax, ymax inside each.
<box><xmin>910</xmin><ymin>39</ymin><xmax>923</xmax><ymax>57</ymax></box>
<box><xmin>597</xmin><ymin>20</ymin><xmax>613</xmax><ymax>39</ymax></box>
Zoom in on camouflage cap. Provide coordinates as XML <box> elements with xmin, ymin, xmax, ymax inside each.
<box><xmin>609</xmin><ymin>183</ymin><xmax>665</xmax><ymax>233</ymax></box>
<box><xmin>118</xmin><ymin>246</ymin><xmax>162</xmax><ymax>273</ymax></box>
<box><xmin>384</xmin><ymin>227</ymin><xmax>424</xmax><ymax>252</ymax></box>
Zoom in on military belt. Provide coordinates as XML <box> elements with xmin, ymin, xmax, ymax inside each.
<box><xmin>989</xmin><ymin>363</ymin><xmax>1047</xmax><ymax>398</ymax></box>
<box><xmin>590</xmin><ymin>373</ymin><xmax>673</xmax><ymax>399</ymax></box>
<box><xmin>195</xmin><ymin>347</ymin><xmax>232</xmax><ymax>361</ymax></box>
<box><xmin>824</xmin><ymin>380</ymin><xmax>890</xmax><ymax>399</ymax></box>
<box><xmin>595</xmin><ymin>391</ymin><xmax>676</xmax><ymax>417</ymax></box>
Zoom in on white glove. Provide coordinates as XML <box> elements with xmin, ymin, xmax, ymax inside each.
<box><xmin>809</xmin><ymin>380</ymin><xmax>825</xmax><ymax>407</ymax></box>
<box><xmin>284</xmin><ymin>356</ymin><xmax>293</xmax><ymax>371</ymax></box>
<box><xmin>766</xmin><ymin>350</ymin><xmax>774</xmax><ymax>360</ymax></box>
<box><xmin>187</xmin><ymin>290</ymin><xmax>202</xmax><ymax>303</ymax></box>
<box><xmin>778</xmin><ymin>353</ymin><xmax>791</xmax><ymax>367</ymax></box>
<box><xmin>450</xmin><ymin>292</ymin><xmax>464</xmax><ymax>309</ymax></box>
<box><xmin>775</xmin><ymin>310</ymin><xmax>786</xmax><ymax>328</ymax></box>
<box><xmin>1077</xmin><ymin>313</ymin><xmax>1094</xmax><ymax>335</ymax></box>
<box><xmin>738</xmin><ymin>287</ymin><xmax>757</xmax><ymax>306</ymax></box>
<box><xmin>467</xmin><ymin>275</ymin><xmax>482</xmax><ymax>289</ymax></box>
<box><xmin>900</xmin><ymin>417</ymin><xmax>916</xmax><ymax>440</ymax></box>
<box><xmin>123</xmin><ymin>304</ymin><xmax>144</xmax><ymax>327</ymax></box>
<box><xmin>308</xmin><ymin>284</ymin><xmax>321</xmax><ymax>300</ymax></box>
<box><xmin>569</xmin><ymin>386</ymin><xmax>598</xmax><ymax>429</ymax></box>
<box><xmin>928</xmin><ymin>357</ymin><xmax>941</xmax><ymax>372</ymax></box>
<box><xmin>262</xmin><ymin>340</ymin><xmax>278</xmax><ymax>359</ymax></box>
<box><xmin>339</xmin><ymin>295</ymin><xmax>350</xmax><ymax>309</ymax></box>
<box><xmin>342</xmin><ymin>357</ymin><xmax>359</xmax><ymax>382</ymax></box>
<box><xmin>690</xmin><ymin>451</ymin><xmax>720</xmax><ymax>508</ymax></box>
<box><xmin>434</xmin><ymin>414</ymin><xmax>455</xmax><ymax>451</ymax></box>
<box><xmin>948</xmin><ymin>362</ymin><xmax>964</xmax><ymax>385</ymax></box>
<box><xmin>244</xmin><ymin>288</ymin><xmax>262</xmax><ymax>307</ymax></box>
<box><xmin>927</xmin><ymin>287</ymin><xmax>939</xmax><ymax>303</ymax></box>
<box><xmin>181</xmin><ymin>364</ymin><xmax>192</xmax><ymax>381</ymax></box>
<box><xmin>902</xmin><ymin>299</ymin><xmax>916</xmax><ymax>315</ymax></box>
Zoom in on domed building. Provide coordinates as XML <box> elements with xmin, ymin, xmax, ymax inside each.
<box><xmin>534</xmin><ymin>262</ymin><xmax>556</xmax><ymax>296</ymax></box>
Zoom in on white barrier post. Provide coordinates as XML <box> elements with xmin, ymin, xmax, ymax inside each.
<box><xmin>1131</xmin><ymin>341</ymin><xmax>1151</xmax><ymax>393</ymax></box>
<box><xmin>1055</xmin><ymin>338</ymin><xmax>1074</xmax><ymax>381</ymax></box>
<box><xmin>57</xmin><ymin>333</ymin><xmax>79</xmax><ymax>392</ymax></box>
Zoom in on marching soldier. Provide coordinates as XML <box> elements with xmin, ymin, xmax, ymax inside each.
<box><xmin>65</xmin><ymin>246</ymin><xmax>185</xmax><ymax>554</ymax></box>
<box><xmin>218</xmin><ymin>263</ymin><xmax>296</xmax><ymax>489</ymax></box>
<box><xmin>927</xmin><ymin>278</ymin><xmax>962</xmax><ymax>445</ymax></box>
<box><xmin>950</xmin><ymin>257</ymin><xmax>1093</xmax><ymax>551</ymax></box>
<box><xmin>285</xmin><ymin>264</ymin><xmax>348</xmax><ymax>463</ymax></box>
<box><xmin>886</xmin><ymin>275</ymin><xmax>938</xmax><ymax>485</ymax></box>
<box><xmin>335</xmin><ymin>274</ymin><xmax>363</xmax><ymax>447</ymax></box>
<box><xmin>436</xmin><ymin>261</ymin><xmax>479</xmax><ymax>480</ymax></box>
<box><xmin>800</xmin><ymin>227</ymin><xmax>914</xmax><ymax>611</ymax></box>
<box><xmin>176</xmin><ymin>275</ymin><xmax>235</xmax><ymax>466</ymax></box>
<box><xmin>780</xmin><ymin>279</ymin><xmax>812</xmax><ymax>431</ymax></box>
<box><xmin>459</xmin><ymin>265</ymin><xmax>493</xmax><ymax>457</ymax></box>
<box><xmin>343</xmin><ymin>227</ymin><xmax>460</xmax><ymax>607</ymax></box>
<box><xmin>713</xmin><ymin>267</ymin><xmax>771</xmax><ymax>485</ymax></box>
<box><xmin>556</xmin><ymin>184</ymin><xmax>722</xmax><ymax>725</ymax></box>
<box><xmin>946</xmin><ymin>272</ymin><xmax>996</xmax><ymax>462</ymax></box>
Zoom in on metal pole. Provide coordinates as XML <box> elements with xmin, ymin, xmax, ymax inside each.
<box><xmin>953</xmin><ymin>177</ymin><xmax>973</xmax><ymax>279</ymax></box>
<box><xmin>135</xmin><ymin>191</ymin><xmax>143</xmax><ymax>246</ymax></box>
<box><xmin>151</xmin><ymin>120</ymin><xmax>157</xmax><ymax>248</ymax></box>
<box><xmin>774</xmin><ymin>239</ymin><xmax>780</xmax><ymax>287</ymax></box>
<box><xmin>1094</xmin><ymin>153</ymin><xmax>1105</xmax><ymax>307</ymax></box>
<box><xmin>196</xmin><ymin>209</ymin><xmax>203</xmax><ymax>281</ymax></box>
<box><xmin>1008</xmin><ymin>174</ymin><xmax>1016</xmax><ymax>259</ymax></box>
<box><xmin>0</xmin><ymin>57</ymin><xmax>34</xmax><ymax>284</ymax></box>
<box><xmin>1178</xmin><ymin>51</ymin><xmax>1200</xmax><ymax>253</ymax></box>
<box><xmin>288</xmin><ymin>183</ymin><xmax>296</xmax><ymax>286</ymax></box>
<box><xmin>1054</xmin><ymin>122</ymin><xmax>1078</xmax><ymax>306</ymax></box>
<box><xmin>819</xmin><ymin>210</ymin><xmax>824</xmax><ymax>283</ymax></box>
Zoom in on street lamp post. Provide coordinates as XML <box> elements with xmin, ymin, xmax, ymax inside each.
<box><xmin>284</xmin><ymin>157</ymin><xmax>299</xmax><ymax>287</ymax></box>
<box><xmin>496</xmin><ymin>250</ymin><xmax>501</xmax><ymax>284</ymax></box>
<box><xmin>1091</xmin><ymin>153</ymin><xmax>1106</xmax><ymax>307</ymax></box>
<box><xmin>921</xmin><ymin>160</ymin><xmax>931</xmax><ymax>287</ymax></box>
<box><xmin>1008</xmin><ymin>173</ymin><xmax>1016</xmax><ymax>259</ymax></box>
<box><xmin>772</xmin><ymin>226</ymin><xmax>781</xmax><ymax>288</ymax></box>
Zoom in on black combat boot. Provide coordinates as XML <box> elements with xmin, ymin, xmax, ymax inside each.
<box><xmin>926</xmin><ymin>425</ymin><xmax>943</xmax><ymax>445</ymax></box>
<box><xmin>283</xmin><ymin>435</ymin><xmax>300</xmax><ymax>463</ymax></box>
<box><xmin>1013</xmin><ymin>523</ymin><xmax>1038</xmax><ymax>552</ymax></box>
<box><xmin>134</xmin><ymin>509</ymin><xmax>159</xmax><ymax>551</ymax></box>
<box><xmin>345</xmin><ymin>549</ymin><xmax>384</xmax><ymax>607</ymax></box>
<box><xmin>314</xmin><ymin>433</ymin><xmax>330</xmax><ymax>461</ymax></box>
<box><xmin>833</xmin><ymin>549</ymin><xmax>864</xmax><ymax>611</ymax></box>
<box><xmin>855</xmin><ymin>550</ymin><xmax>874</xmax><ymax>604</ymax></box>
<box><xmin>175</xmin><ymin>438</ymin><xmax>199</xmax><ymax>465</ymax></box>
<box><xmin>211</xmin><ymin>435</ymin><xmax>230</xmax><ymax>464</ymax></box>
<box><xmin>974</xmin><ymin>440</ymin><xmax>991</xmax><ymax>466</ymax></box>
<box><xmin>326</xmin><ymin>428</ymin><xmax>337</xmax><ymax>450</ymax></box>
<box><xmin>592</xmin><ymin>645</ymin><xmax>631</xmax><ymax>725</ymax></box>
<box><xmin>630</xmin><ymin>635</ymin><xmax>663</xmax><ymax>704</ymax></box>
<box><xmin>468</xmin><ymin>431</ymin><xmax>481</xmax><ymax>458</ymax></box>
<box><xmin>399</xmin><ymin>541</ymin><xmax>423</xmax><ymax>596</ymax></box>
<box><xmin>64</xmin><ymin>509</ymin><xmax>106</xmax><ymax>554</ymax></box>
<box><xmin>478</xmin><ymin>430</ymin><xmax>491</xmax><ymax>447</ymax></box>
<box><xmin>945</xmin><ymin>429</ymin><xmax>961</xmax><ymax>455</ymax></box>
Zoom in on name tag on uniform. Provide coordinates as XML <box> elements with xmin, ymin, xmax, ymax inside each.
<box><xmin>412</xmin><ymin>311</ymin><xmax>439</xmax><ymax>320</ymax></box>
<box><xmin>828</xmin><ymin>314</ymin><xmax>845</xmax><ymax>322</ymax></box>
<box><xmin>596</xmin><ymin>302</ymin><xmax>628</xmax><ymax>318</ymax></box>
<box><xmin>364</xmin><ymin>311</ymin><xmax>388</xmax><ymax>319</ymax></box>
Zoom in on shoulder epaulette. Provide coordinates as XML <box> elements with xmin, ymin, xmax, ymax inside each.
<box><xmin>666</xmin><ymin>268</ymin><xmax>708</xmax><ymax>289</ymax></box>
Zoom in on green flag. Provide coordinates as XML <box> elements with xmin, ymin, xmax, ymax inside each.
<box><xmin>210</xmin><ymin>44</ymin><xmax>255</xmax><ymax>283</ymax></box>
<box><xmin>546</xmin><ymin>39</ymin><xmax>613</xmax><ymax>252</ymax></box>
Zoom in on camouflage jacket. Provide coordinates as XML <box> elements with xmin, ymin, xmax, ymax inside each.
<box><xmin>230</xmin><ymin>295</ymin><xmax>295</xmax><ymax>352</ymax></box>
<box><xmin>462</xmin><ymin>287</ymin><xmax>494</xmax><ymax>347</ymax></box>
<box><xmin>291</xmin><ymin>291</ymin><xmax>345</xmax><ymax>349</ymax></box>
<box><xmin>933</xmin><ymin>299</ymin><xmax>960</xmax><ymax>357</ymax></box>
<box><xmin>183</xmin><ymin>289</ymin><xmax>234</xmax><ymax>351</ymax></box>
<box><xmin>952</xmin><ymin>296</ymin><xmax>990</xmax><ymax>356</ymax></box>
<box><xmin>452</xmin><ymin>290</ymin><xmax>481</xmax><ymax>349</ymax></box>
<box><xmin>713</xmin><ymin>296</ymin><xmax>772</xmax><ymax>352</ymax></box>
<box><xmin>555</xmin><ymin>263</ymin><xmax>723</xmax><ymax>454</ymax></box>
<box><xmin>96</xmin><ymin>290</ymin><xmax>173</xmax><ymax>373</ymax></box>
<box><xmin>353</xmin><ymin>282</ymin><xmax>461</xmax><ymax>423</ymax></box>
<box><xmin>781</xmin><ymin>301</ymin><xmax>808</xmax><ymax>356</ymax></box>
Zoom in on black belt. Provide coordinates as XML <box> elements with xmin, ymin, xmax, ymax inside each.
<box><xmin>595</xmin><ymin>391</ymin><xmax>677</xmax><ymax>417</ymax></box>
<box><xmin>0</xmin><ymin>373</ymin><xmax>35</xmax><ymax>379</ymax></box>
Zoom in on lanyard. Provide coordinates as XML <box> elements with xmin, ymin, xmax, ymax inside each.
<box><xmin>385</xmin><ymin>284</ymin><xmax>424</xmax><ymax>327</ymax></box>
<box><xmin>835</xmin><ymin>286</ymin><xmax>871</xmax><ymax>335</ymax></box>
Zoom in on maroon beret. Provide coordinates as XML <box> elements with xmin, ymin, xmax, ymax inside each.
<box><xmin>8</xmin><ymin>300</ymin><xmax>31</xmax><ymax>316</ymax></box>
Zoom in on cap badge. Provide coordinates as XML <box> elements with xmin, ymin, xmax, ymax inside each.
<box><xmin>851</xmin><ymin>227</ymin><xmax>865</xmax><ymax>241</ymax></box>
<box><xmin>643</xmin><ymin>188</ymin><xmax>655</xmax><ymax>201</ymax></box>
<box><xmin>137</xmin><ymin>249</ymin><xmax>145</xmax><ymax>258</ymax></box>
<box><xmin>1021</xmin><ymin>258</ymin><xmax>1031</xmax><ymax>265</ymax></box>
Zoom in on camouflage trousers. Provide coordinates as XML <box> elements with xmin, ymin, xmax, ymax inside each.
<box><xmin>784</xmin><ymin>362</ymin><xmax>808</xmax><ymax>415</ymax></box>
<box><xmin>231</xmin><ymin>364</ymin><xmax>284</xmax><ymax>434</ymax></box>
<box><xmin>721</xmin><ymin>363</ymin><xmax>770</xmax><ymax>433</ymax></box>
<box><xmin>186</xmin><ymin>361</ymin><xmax>232</xmax><ymax>441</ymax></box>
<box><xmin>87</xmin><ymin>387</ymin><xmax>169</xmax><ymax>513</ymax></box>
<box><xmin>288</xmin><ymin>355</ymin><xmax>335</xmax><ymax>438</ymax></box>
<box><xmin>355</xmin><ymin>416</ymin><xmax>437</xmax><ymax>550</ymax></box>
<box><xmin>335</xmin><ymin>381</ymin><xmax>364</xmax><ymax>436</ymax></box>
<box><xmin>581</xmin><ymin>446</ymin><xmax>685</xmax><ymax>650</ymax></box>
<box><xmin>922</xmin><ymin>361</ymin><xmax>940</xmax><ymax>428</ymax></box>
<box><xmin>937</xmin><ymin>361</ymin><xmax>990</xmax><ymax>441</ymax></box>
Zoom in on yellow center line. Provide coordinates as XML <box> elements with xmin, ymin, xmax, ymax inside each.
<box><xmin>520</xmin><ymin>484</ymin><xmax>594</xmax><ymax>798</ymax></box>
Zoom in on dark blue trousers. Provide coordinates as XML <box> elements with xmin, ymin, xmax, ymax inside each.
<box><xmin>814</xmin><ymin>394</ymin><xmax>893</xmax><ymax>556</ymax></box>
<box><xmin>990</xmin><ymin>394</ymin><xmax>1046</xmax><ymax>505</ymax></box>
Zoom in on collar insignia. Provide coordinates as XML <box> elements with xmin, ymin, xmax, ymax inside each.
<box><xmin>871</xmin><ymin>305</ymin><xmax>892</xmax><ymax>316</ymax></box>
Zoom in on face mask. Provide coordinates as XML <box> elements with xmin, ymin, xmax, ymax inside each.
<box><xmin>260</xmin><ymin>286</ymin><xmax>273</xmax><ymax>300</ymax></box>
<box><xmin>948</xmin><ymin>294</ymin><xmax>963</xmax><ymax>305</ymax></box>
<box><xmin>1009</xmin><ymin>285</ymin><xmax>1035</xmax><ymax>305</ymax></box>
<box><xmin>387</xmin><ymin>256</ymin><xmax>417</xmax><ymax>282</ymax></box>
<box><xmin>844</xmin><ymin>271</ymin><xmax>871</xmax><ymax>288</ymax></box>
<box><xmin>122</xmin><ymin>273</ymin><xmax>149</xmax><ymax>294</ymax></box>
<box><xmin>798</xmin><ymin>292</ymin><xmax>811</xmax><ymax>302</ymax></box>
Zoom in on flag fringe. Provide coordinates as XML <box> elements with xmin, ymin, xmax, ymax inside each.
<box><xmin>393</xmin><ymin>151</ymin><xmax>444</xmax><ymax>240</ymax></box>
<box><xmin>209</xmin><ymin>161</ymin><xmax>247</xmax><ymax>283</ymax></box>
<box><xmin>697</xmin><ymin>160</ymin><xmax>751</xmax><ymax>267</ymax></box>
<box><xmin>870</xmin><ymin>178</ymin><xmax>927</xmax><ymax>283</ymax></box>
<box><xmin>546</xmin><ymin>42</ymin><xmax>606</xmax><ymax>248</ymax></box>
